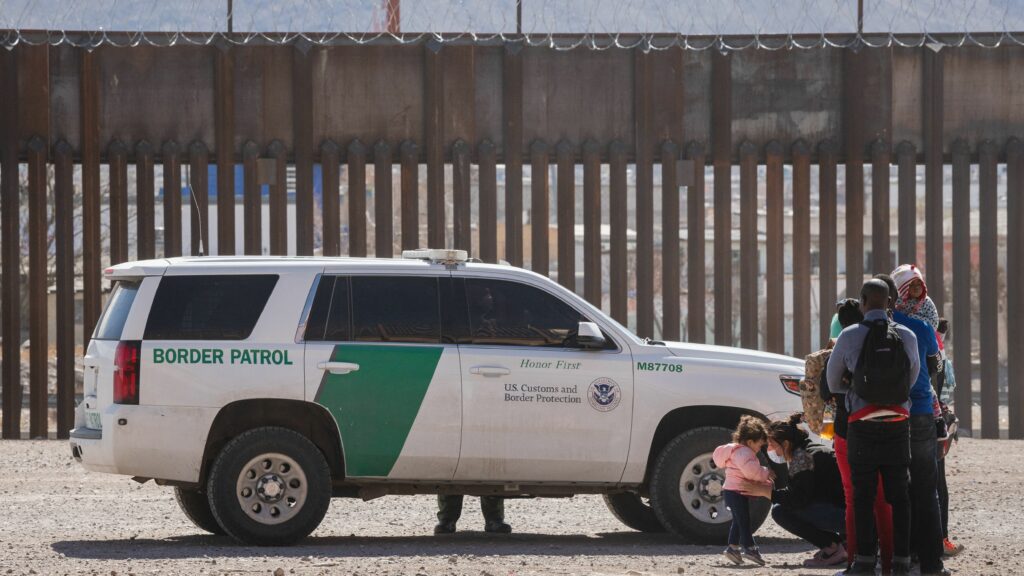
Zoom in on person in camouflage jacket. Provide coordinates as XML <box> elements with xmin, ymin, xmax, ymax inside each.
<box><xmin>801</xmin><ymin>348</ymin><xmax>831</xmax><ymax>434</ymax></box>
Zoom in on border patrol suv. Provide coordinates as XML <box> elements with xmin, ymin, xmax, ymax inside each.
<box><xmin>71</xmin><ymin>250</ymin><xmax>803</xmax><ymax>546</ymax></box>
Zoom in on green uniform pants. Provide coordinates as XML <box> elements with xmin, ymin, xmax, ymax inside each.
<box><xmin>437</xmin><ymin>495</ymin><xmax>505</xmax><ymax>524</ymax></box>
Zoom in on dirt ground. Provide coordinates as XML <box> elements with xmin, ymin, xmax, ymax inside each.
<box><xmin>0</xmin><ymin>438</ymin><xmax>1018</xmax><ymax>576</ymax></box>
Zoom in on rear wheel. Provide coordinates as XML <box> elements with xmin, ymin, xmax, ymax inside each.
<box><xmin>174</xmin><ymin>486</ymin><xmax>224</xmax><ymax>535</ymax></box>
<box><xmin>603</xmin><ymin>492</ymin><xmax>666</xmax><ymax>533</ymax></box>
<box><xmin>648</xmin><ymin>426</ymin><xmax>770</xmax><ymax>544</ymax></box>
<box><xmin>206</xmin><ymin>427</ymin><xmax>331</xmax><ymax>546</ymax></box>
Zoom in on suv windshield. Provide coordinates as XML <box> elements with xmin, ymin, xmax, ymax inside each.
<box><xmin>92</xmin><ymin>280</ymin><xmax>141</xmax><ymax>340</ymax></box>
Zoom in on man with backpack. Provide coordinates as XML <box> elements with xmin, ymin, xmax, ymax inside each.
<box><xmin>827</xmin><ymin>280</ymin><xmax>919</xmax><ymax>575</ymax></box>
<box><xmin>875</xmin><ymin>273</ymin><xmax>949</xmax><ymax>576</ymax></box>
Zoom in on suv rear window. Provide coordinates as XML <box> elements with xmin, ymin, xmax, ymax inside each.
<box><xmin>92</xmin><ymin>280</ymin><xmax>141</xmax><ymax>340</ymax></box>
<box><xmin>144</xmin><ymin>275</ymin><xmax>278</xmax><ymax>340</ymax></box>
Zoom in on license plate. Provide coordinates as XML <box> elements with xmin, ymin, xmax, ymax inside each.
<box><xmin>86</xmin><ymin>412</ymin><xmax>102</xmax><ymax>429</ymax></box>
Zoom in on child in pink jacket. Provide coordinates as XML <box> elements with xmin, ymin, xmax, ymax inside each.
<box><xmin>713</xmin><ymin>415</ymin><xmax>774</xmax><ymax>566</ymax></box>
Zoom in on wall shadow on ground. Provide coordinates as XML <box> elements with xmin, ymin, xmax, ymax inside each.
<box><xmin>52</xmin><ymin>532</ymin><xmax>810</xmax><ymax>561</ymax></box>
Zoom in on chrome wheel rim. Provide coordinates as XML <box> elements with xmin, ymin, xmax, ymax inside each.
<box><xmin>236</xmin><ymin>452</ymin><xmax>308</xmax><ymax>525</ymax></box>
<box><xmin>678</xmin><ymin>452</ymin><xmax>731</xmax><ymax>524</ymax></box>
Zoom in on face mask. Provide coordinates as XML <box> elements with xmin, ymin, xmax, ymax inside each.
<box><xmin>767</xmin><ymin>450</ymin><xmax>786</xmax><ymax>464</ymax></box>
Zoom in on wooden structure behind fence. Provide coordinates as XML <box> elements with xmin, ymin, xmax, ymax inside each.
<box><xmin>0</xmin><ymin>37</ymin><xmax>1023</xmax><ymax>439</ymax></box>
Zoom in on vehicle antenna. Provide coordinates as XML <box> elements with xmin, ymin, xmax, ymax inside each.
<box><xmin>185</xmin><ymin>162</ymin><xmax>205</xmax><ymax>256</ymax></box>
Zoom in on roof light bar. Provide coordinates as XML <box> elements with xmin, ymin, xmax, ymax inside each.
<box><xmin>401</xmin><ymin>249</ymin><xmax>468</xmax><ymax>264</ymax></box>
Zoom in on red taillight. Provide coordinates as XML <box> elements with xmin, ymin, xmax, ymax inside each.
<box><xmin>114</xmin><ymin>340</ymin><xmax>142</xmax><ymax>405</ymax></box>
<box><xmin>779</xmin><ymin>374</ymin><xmax>802</xmax><ymax>396</ymax></box>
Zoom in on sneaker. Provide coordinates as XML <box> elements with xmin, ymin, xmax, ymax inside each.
<box><xmin>741</xmin><ymin>548</ymin><xmax>766</xmax><ymax>567</ymax></box>
<box><xmin>433</xmin><ymin>522</ymin><xmax>457</xmax><ymax>535</ymax></box>
<box><xmin>804</xmin><ymin>543</ymin><xmax>847</xmax><ymax>567</ymax></box>
<box><xmin>722</xmin><ymin>547</ymin><xmax>743</xmax><ymax>565</ymax></box>
<box><xmin>837</xmin><ymin>562</ymin><xmax>875</xmax><ymax>575</ymax></box>
<box><xmin>893</xmin><ymin>563</ymin><xmax>912</xmax><ymax>576</ymax></box>
<box><xmin>943</xmin><ymin>538</ymin><xmax>965</xmax><ymax>557</ymax></box>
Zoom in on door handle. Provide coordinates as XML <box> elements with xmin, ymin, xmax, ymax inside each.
<box><xmin>469</xmin><ymin>365</ymin><xmax>511</xmax><ymax>377</ymax></box>
<box><xmin>317</xmin><ymin>361</ymin><xmax>361</xmax><ymax>375</ymax></box>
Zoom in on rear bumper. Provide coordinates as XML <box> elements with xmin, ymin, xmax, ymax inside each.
<box><xmin>69</xmin><ymin>428</ymin><xmax>102</xmax><ymax>466</ymax></box>
<box><xmin>70</xmin><ymin>427</ymin><xmax>102</xmax><ymax>440</ymax></box>
<box><xmin>69</xmin><ymin>404</ymin><xmax>218</xmax><ymax>483</ymax></box>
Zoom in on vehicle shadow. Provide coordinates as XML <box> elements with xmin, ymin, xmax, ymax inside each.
<box><xmin>52</xmin><ymin>532</ymin><xmax>811</xmax><ymax>561</ymax></box>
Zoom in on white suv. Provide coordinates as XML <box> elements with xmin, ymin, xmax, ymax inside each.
<box><xmin>71</xmin><ymin>250</ymin><xmax>803</xmax><ymax>546</ymax></box>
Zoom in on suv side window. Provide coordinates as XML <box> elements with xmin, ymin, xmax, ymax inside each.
<box><xmin>351</xmin><ymin>276</ymin><xmax>440</xmax><ymax>343</ymax></box>
<box><xmin>440</xmin><ymin>277</ymin><xmax>470</xmax><ymax>344</ymax></box>
<box><xmin>144</xmin><ymin>275</ymin><xmax>278</xmax><ymax>340</ymax></box>
<box><xmin>323</xmin><ymin>277</ymin><xmax>351</xmax><ymax>341</ymax></box>
<box><xmin>303</xmin><ymin>276</ymin><xmax>335</xmax><ymax>341</ymax></box>
<box><xmin>464</xmin><ymin>278</ymin><xmax>599</xmax><ymax>348</ymax></box>
<box><xmin>304</xmin><ymin>275</ymin><xmax>353</xmax><ymax>342</ymax></box>
<box><xmin>303</xmin><ymin>276</ymin><xmax>352</xmax><ymax>342</ymax></box>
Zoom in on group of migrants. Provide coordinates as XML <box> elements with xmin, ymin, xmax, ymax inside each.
<box><xmin>714</xmin><ymin>264</ymin><xmax>961</xmax><ymax>575</ymax></box>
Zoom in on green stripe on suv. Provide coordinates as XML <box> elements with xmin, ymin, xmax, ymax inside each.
<box><xmin>314</xmin><ymin>344</ymin><xmax>443</xmax><ymax>477</ymax></box>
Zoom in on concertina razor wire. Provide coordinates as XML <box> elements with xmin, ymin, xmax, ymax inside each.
<box><xmin>1</xmin><ymin>0</ymin><xmax>1023</xmax><ymax>51</ymax></box>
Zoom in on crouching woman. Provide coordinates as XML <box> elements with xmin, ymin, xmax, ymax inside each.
<box><xmin>738</xmin><ymin>414</ymin><xmax>848</xmax><ymax>568</ymax></box>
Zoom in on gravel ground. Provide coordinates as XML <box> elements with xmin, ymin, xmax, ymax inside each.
<box><xmin>0</xmin><ymin>438</ymin><xmax>1018</xmax><ymax>576</ymax></box>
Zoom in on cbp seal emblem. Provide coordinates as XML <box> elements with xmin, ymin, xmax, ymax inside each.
<box><xmin>588</xmin><ymin>378</ymin><xmax>621</xmax><ymax>412</ymax></box>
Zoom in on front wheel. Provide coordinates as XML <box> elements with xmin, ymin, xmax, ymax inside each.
<box><xmin>603</xmin><ymin>492</ymin><xmax>666</xmax><ymax>533</ymax></box>
<box><xmin>206</xmin><ymin>427</ymin><xmax>332</xmax><ymax>546</ymax></box>
<box><xmin>648</xmin><ymin>426</ymin><xmax>770</xmax><ymax>544</ymax></box>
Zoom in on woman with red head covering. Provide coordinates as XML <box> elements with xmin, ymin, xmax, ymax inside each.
<box><xmin>891</xmin><ymin>264</ymin><xmax>939</xmax><ymax>330</ymax></box>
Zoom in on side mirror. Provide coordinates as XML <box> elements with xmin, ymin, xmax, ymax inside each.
<box><xmin>576</xmin><ymin>321</ymin><xmax>606</xmax><ymax>349</ymax></box>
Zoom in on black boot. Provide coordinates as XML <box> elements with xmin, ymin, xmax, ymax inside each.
<box><xmin>481</xmin><ymin>496</ymin><xmax>510</xmax><ymax>533</ymax></box>
<box><xmin>484</xmin><ymin>520</ymin><xmax>512</xmax><ymax>534</ymax></box>
<box><xmin>435</xmin><ymin>495</ymin><xmax>463</xmax><ymax>535</ymax></box>
<box><xmin>434</xmin><ymin>521</ymin><xmax>457</xmax><ymax>535</ymax></box>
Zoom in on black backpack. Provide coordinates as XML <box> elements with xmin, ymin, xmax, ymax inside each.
<box><xmin>851</xmin><ymin>319</ymin><xmax>912</xmax><ymax>405</ymax></box>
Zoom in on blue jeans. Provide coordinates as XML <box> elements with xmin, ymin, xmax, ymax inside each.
<box><xmin>771</xmin><ymin>501</ymin><xmax>845</xmax><ymax>549</ymax></box>
<box><xmin>724</xmin><ymin>489</ymin><xmax>756</xmax><ymax>549</ymax></box>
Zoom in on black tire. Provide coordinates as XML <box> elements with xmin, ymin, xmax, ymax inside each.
<box><xmin>206</xmin><ymin>426</ymin><xmax>332</xmax><ymax>546</ymax></box>
<box><xmin>174</xmin><ymin>486</ymin><xmax>225</xmax><ymax>535</ymax></box>
<box><xmin>648</xmin><ymin>426</ymin><xmax>770</xmax><ymax>544</ymax></box>
<box><xmin>603</xmin><ymin>492</ymin><xmax>666</xmax><ymax>533</ymax></box>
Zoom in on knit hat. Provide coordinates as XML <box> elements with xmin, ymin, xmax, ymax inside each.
<box><xmin>892</xmin><ymin>263</ymin><xmax>927</xmax><ymax>304</ymax></box>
